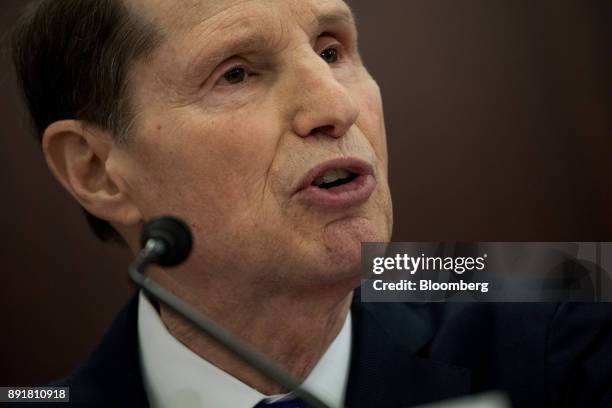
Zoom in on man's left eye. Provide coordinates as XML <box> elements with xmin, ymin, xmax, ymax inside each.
<box><xmin>320</xmin><ymin>47</ymin><xmax>340</xmax><ymax>63</ymax></box>
<box><xmin>222</xmin><ymin>67</ymin><xmax>248</xmax><ymax>84</ymax></box>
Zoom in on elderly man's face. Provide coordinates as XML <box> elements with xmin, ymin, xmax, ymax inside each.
<box><xmin>117</xmin><ymin>0</ymin><xmax>392</xmax><ymax>288</ymax></box>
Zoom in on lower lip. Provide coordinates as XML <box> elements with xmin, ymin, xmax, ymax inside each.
<box><xmin>295</xmin><ymin>174</ymin><xmax>376</xmax><ymax>209</ymax></box>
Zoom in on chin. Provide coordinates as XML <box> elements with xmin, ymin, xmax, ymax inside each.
<box><xmin>319</xmin><ymin>215</ymin><xmax>390</xmax><ymax>280</ymax></box>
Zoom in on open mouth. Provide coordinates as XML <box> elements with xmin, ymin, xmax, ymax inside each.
<box><xmin>313</xmin><ymin>169</ymin><xmax>359</xmax><ymax>189</ymax></box>
<box><xmin>294</xmin><ymin>158</ymin><xmax>376</xmax><ymax>209</ymax></box>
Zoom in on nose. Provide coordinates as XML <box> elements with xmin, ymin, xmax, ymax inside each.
<box><xmin>288</xmin><ymin>53</ymin><xmax>360</xmax><ymax>139</ymax></box>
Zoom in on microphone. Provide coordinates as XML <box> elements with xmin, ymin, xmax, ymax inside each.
<box><xmin>140</xmin><ymin>216</ymin><xmax>192</xmax><ymax>267</ymax></box>
<box><xmin>129</xmin><ymin>216</ymin><xmax>331</xmax><ymax>408</ymax></box>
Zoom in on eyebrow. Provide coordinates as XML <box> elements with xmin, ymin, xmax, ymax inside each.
<box><xmin>315</xmin><ymin>7</ymin><xmax>357</xmax><ymax>29</ymax></box>
<box><xmin>185</xmin><ymin>6</ymin><xmax>357</xmax><ymax>80</ymax></box>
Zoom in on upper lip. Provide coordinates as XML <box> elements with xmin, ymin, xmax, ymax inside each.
<box><xmin>293</xmin><ymin>157</ymin><xmax>375</xmax><ymax>195</ymax></box>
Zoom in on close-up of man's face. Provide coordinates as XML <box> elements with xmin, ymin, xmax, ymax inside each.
<box><xmin>107</xmin><ymin>0</ymin><xmax>392</xmax><ymax>291</ymax></box>
<box><xmin>3</xmin><ymin>1</ymin><xmax>612</xmax><ymax>405</ymax></box>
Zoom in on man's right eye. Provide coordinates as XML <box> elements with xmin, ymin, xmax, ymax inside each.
<box><xmin>222</xmin><ymin>67</ymin><xmax>248</xmax><ymax>85</ymax></box>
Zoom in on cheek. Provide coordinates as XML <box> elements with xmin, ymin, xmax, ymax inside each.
<box><xmin>354</xmin><ymin>80</ymin><xmax>393</xmax><ymax>233</ymax></box>
<box><xmin>355</xmin><ymin>80</ymin><xmax>388</xmax><ymax>166</ymax></box>
<box><xmin>128</xmin><ymin>110</ymin><xmax>281</xmax><ymax>227</ymax></box>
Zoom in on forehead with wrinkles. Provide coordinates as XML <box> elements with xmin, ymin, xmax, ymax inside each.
<box><xmin>126</xmin><ymin>0</ymin><xmax>351</xmax><ymax>37</ymax></box>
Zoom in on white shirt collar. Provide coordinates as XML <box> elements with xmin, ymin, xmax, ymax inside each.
<box><xmin>137</xmin><ymin>291</ymin><xmax>352</xmax><ymax>408</ymax></box>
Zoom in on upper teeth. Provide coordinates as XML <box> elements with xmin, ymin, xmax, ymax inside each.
<box><xmin>315</xmin><ymin>169</ymin><xmax>351</xmax><ymax>186</ymax></box>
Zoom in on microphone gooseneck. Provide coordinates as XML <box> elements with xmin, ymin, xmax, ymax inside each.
<box><xmin>129</xmin><ymin>216</ymin><xmax>332</xmax><ymax>408</ymax></box>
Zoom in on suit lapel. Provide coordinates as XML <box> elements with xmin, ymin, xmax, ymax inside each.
<box><xmin>60</xmin><ymin>292</ymin><xmax>149</xmax><ymax>407</ymax></box>
<box><xmin>345</xmin><ymin>294</ymin><xmax>471</xmax><ymax>408</ymax></box>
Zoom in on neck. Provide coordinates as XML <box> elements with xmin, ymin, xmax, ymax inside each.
<box><xmin>154</xmin><ymin>273</ymin><xmax>354</xmax><ymax>395</ymax></box>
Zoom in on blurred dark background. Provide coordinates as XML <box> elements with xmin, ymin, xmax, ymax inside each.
<box><xmin>1</xmin><ymin>0</ymin><xmax>610</xmax><ymax>385</ymax></box>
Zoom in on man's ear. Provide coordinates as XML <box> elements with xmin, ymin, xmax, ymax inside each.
<box><xmin>42</xmin><ymin>120</ymin><xmax>143</xmax><ymax>227</ymax></box>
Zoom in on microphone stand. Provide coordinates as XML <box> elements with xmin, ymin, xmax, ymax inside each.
<box><xmin>129</xmin><ymin>239</ymin><xmax>332</xmax><ymax>408</ymax></box>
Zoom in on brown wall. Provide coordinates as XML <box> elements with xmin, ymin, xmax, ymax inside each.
<box><xmin>1</xmin><ymin>0</ymin><xmax>610</xmax><ymax>385</ymax></box>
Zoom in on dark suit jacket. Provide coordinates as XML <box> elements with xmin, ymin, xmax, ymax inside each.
<box><xmin>13</xmin><ymin>292</ymin><xmax>612</xmax><ymax>408</ymax></box>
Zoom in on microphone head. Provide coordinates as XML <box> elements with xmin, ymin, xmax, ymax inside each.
<box><xmin>141</xmin><ymin>216</ymin><xmax>193</xmax><ymax>267</ymax></box>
